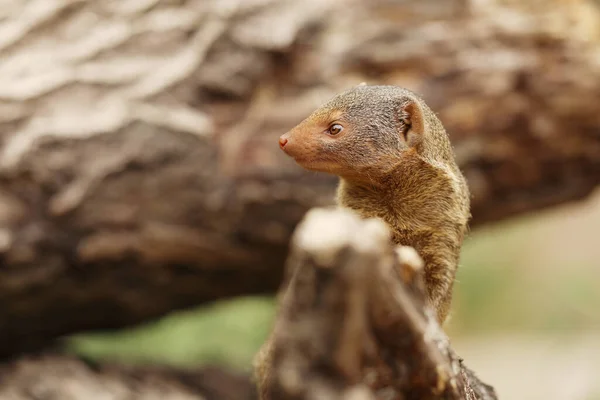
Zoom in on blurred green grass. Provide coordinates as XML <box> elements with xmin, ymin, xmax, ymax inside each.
<box><xmin>67</xmin><ymin>211</ymin><xmax>600</xmax><ymax>370</ymax></box>
<box><xmin>68</xmin><ymin>296</ymin><xmax>275</xmax><ymax>371</ymax></box>
<box><xmin>449</xmin><ymin>214</ymin><xmax>600</xmax><ymax>335</ymax></box>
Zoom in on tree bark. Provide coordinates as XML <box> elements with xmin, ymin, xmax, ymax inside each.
<box><xmin>259</xmin><ymin>208</ymin><xmax>497</xmax><ymax>400</ymax></box>
<box><xmin>0</xmin><ymin>353</ymin><xmax>256</xmax><ymax>400</ymax></box>
<box><xmin>0</xmin><ymin>0</ymin><xmax>599</xmax><ymax>356</ymax></box>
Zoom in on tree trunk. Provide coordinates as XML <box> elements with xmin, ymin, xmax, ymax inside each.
<box><xmin>258</xmin><ymin>208</ymin><xmax>497</xmax><ymax>400</ymax></box>
<box><xmin>0</xmin><ymin>0</ymin><xmax>599</xmax><ymax>356</ymax></box>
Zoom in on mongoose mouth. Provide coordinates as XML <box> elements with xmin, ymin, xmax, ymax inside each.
<box><xmin>279</xmin><ymin>143</ymin><xmax>299</xmax><ymax>161</ymax></box>
<box><xmin>289</xmin><ymin>154</ymin><xmax>339</xmax><ymax>174</ymax></box>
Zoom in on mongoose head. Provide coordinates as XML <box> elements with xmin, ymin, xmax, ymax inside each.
<box><xmin>279</xmin><ymin>85</ymin><xmax>454</xmax><ymax>183</ymax></box>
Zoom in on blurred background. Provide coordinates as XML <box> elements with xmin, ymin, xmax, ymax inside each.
<box><xmin>0</xmin><ymin>0</ymin><xmax>599</xmax><ymax>399</ymax></box>
<box><xmin>67</xmin><ymin>193</ymin><xmax>600</xmax><ymax>399</ymax></box>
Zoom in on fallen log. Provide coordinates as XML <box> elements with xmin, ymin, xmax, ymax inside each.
<box><xmin>0</xmin><ymin>0</ymin><xmax>599</xmax><ymax>356</ymax></box>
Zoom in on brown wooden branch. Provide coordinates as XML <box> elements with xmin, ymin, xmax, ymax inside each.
<box><xmin>0</xmin><ymin>353</ymin><xmax>256</xmax><ymax>400</ymax></box>
<box><xmin>261</xmin><ymin>208</ymin><xmax>497</xmax><ymax>400</ymax></box>
<box><xmin>0</xmin><ymin>0</ymin><xmax>599</xmax><ymax>356</ymax></box>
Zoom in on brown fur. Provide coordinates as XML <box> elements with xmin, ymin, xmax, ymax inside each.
<box><xmin>255</xmin><ymin>85</ymin><xmax>471</xmax><ymax>399</ymax></box>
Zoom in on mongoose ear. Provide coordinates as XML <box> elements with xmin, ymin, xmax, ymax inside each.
<box><xmin>356</xmin><ymin>81</ymin><xmax>367</xmax><ymax>87</ymax></box>
<box><xmin>398</xmin><ymin>100</ymin><xmax>425</xmax><ymax>148</ymax></box>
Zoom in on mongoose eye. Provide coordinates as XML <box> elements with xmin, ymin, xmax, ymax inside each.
<box><xmin>328</xmin><ymin>124</ymin><xmax>343</xmax><ymax>136</ymax></box>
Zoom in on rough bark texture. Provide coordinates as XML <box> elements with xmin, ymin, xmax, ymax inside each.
<box><xmin>261</xmin><ymin>208</ymin><xmax>497</xmax><ymax>400</ymax></box>
<box><xmin>0</xmin><ymin>0</ymin><xmax>599</xmax><ymax>356</ymax></box>
<box><xmin>0</xmin><ymin>353</ymin><xmax>256</xmax><ymax>400</ymax></box>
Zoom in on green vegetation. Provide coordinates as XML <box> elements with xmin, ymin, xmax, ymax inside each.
<box><xmin>68</xmin><ymin>296</ymin><xmax>275</xmax><ymax>370</ymax></box>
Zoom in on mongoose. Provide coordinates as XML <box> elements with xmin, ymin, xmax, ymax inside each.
<box><xmin>255</xmin><ymin>84</ymin><xmax>470</xmax><ymax>398</ymax></box>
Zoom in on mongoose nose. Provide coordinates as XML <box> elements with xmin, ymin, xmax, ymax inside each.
<box><xmin>279</xmin><ymin>136</ymin><xmax>288</xmax><ymax>149</ymax></box>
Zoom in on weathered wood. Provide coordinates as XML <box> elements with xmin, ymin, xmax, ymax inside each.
<box><xmin>259</xmin><ymin>208</ymin><xmax>497</xmax><ymax>400</ymax></box>
<box><xmin>0</xmin><ymin>0</ymin><xmax>599</xmax><ymax>356</ymax></box>
<box><xmin>0</xmin><ymin>353</ymin><xmax>256</xmax><ymax>400</ymax></box>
